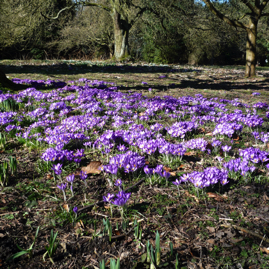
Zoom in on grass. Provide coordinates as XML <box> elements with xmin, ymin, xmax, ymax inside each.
<box><xmin>0</xmin><ymin>60</ymin><xmax>269</xmax><ymax>268</ymax></box>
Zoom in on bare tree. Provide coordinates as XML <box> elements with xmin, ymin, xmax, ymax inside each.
<box><xmin>44</xmin><ymin>0</ymin><xmax>190</xmax><ymax>60</ymax></box>
<box><xmin>203</xmin><ymin>0</ymin><xmax>269</xmax><ymax>77</ymax></box>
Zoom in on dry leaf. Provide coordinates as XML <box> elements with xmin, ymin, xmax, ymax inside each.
<box><xmin>260</xmin><ymin>247</ymin><xmax>269</xmax><ymax>254</ymax></box>
<box><xmin>232</xmin><ymin>133</ymin><xmax>240</xmax><ymax>141</ymax></box>
<box><xmin>184</xmin><ymin>151</ymin><xmax>196</xmax><ymax>156</ymax></box>
<box><xmin>207</xmin><ymin>192</ymin><xmax>227</xmax><ymax>202</ymax></box>
<box><xmin>164</xmin><ymin>166</ymin><xmax>172</xmax><ymax>172</ymax></box>
<box><xmin>185</xmin><ymin>191</ymin><xmax>199</xmax><ymax>202</ymax></box>
<box><xmin>198</xmin><ymin>128</ymin><xmax>205</xmax><ymax>133</ymax></box>
<box><xmin>63</xmin><ymin>203</ymin><xmax>69</xmax><ymax>212</ymax></box>
<box><xmin>81</xmin><ymin>161</ymin><xmax>102</xmax><ymax>174</ymax></box>
<box><xmin>163</xmin><ymin>166</ymin><xmax>176</xmax><ymax>176</ymax></box>
<box><xmin>205</xmin><ymin>132</ymin><xmax>213</xmax><ymax>136</ymax></box>
<box><xmin>177</xmin><ymin>164</ymin><xmax>185</xmax><ymax>170</ymax></box>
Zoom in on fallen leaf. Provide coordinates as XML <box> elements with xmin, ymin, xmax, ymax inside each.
<box><xmin>198</xmin><ymin>127</ymin><xmax>205</xmax><ymax>133</ymax></box>
<box><xmin>163</xmin><ymin>166</ymin><xmax>176</xmax><ymax>176</ymax></box>
<box><xmin>205</xmin><ymin>132</ymin><xmax>213</xmax><ymax>136</ymax></box>
<box><xmin>185</xmin><ymin>191</ymin><xmax>199</xmax><ymax>202</ymax></box>
<box><xmin>63</xmin><ymin>203</ymin><xmax>69</xmax><ymax>212</ymax></box>
<box><xmin>164</xmin><ymin>166</ymin><xmax>172</xmax><ymax>172</ymax></box>
<box><xmin>177</xmin><ymin>164</ymin><xmax>185</xmax><ymax>170</ymax></box>
<box><xmin>184</xmin><ymin>151</ymin><xmax>196</xmax><ymax>156</ymax></box>
<box><xmin>207</xmin><ymin>227</ymin><xmax>215</xmax><ymax>233</ymax></box>
<box><xmin>207</xmin><ymin>192</ymin><xmax>227</xmax><ymax>202</ymax></box>
<box><xmin>81</xmin><ymin>161</ymin><xmax>102</xmax><ymax>174</ymax></box>
<box><xmin>232</xmin><ymin>133</ymin><xmax>240</xmax><ymax>140</ymax></box>
<box><xmin>260</xmin><ymin>247</ymin><xmax>269</xmax><ymax>254</ymax></box>
<box><xmin>46</xmin><ymin>174</ymin><xmax>53</xmax><ymax>179</ymax></box>
<box><xmin>207</xmin><ymin>239</ymin><xmax>215</xmax><ymax>245</ymax></box>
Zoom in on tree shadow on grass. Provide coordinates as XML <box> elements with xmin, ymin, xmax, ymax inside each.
<box><xmin>118</xmin><ymin>77</ymin><xmax>269</xmax><ymax>93</ymax></box>
<box><xmin>1</xmin><ymin>63</ymin><xmax>200</xmax><ymax>76</ymax></box>
<box><xmin>2</xmin><ymin>63</ymin><xmax>269</xmax><ymax>93</ymax></box>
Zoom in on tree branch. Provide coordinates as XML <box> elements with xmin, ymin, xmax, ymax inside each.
<box><xmin>41</xmin><ymin>4</ymin><xmax>76</xmax><ymax>20</ymax></box>
<box><xmin>240</xmin><ymin>0</ymin><xmax>258</xmax><ymax>14</ymax></box>
<box><xmin>202</xmin><ymin>0</ymin><xmax>247</xmax><ymax>29</ymax></box>
<box><xmin>83</xmin><ymin>2</ymin><xmax>111</xmax><ymax>12</ymax></box>
<box><xmin>260</xmin><ymin>0</ymin><xmax>269</xmax><ymax>12</ymax></box>
<box><xmin>41</xmin><ymin>1</ymin><xmax>111</xmax><ymax>20</ymax></box>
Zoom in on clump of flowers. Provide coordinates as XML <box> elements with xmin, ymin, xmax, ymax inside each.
<box><xmin>166</xmin><ymin>121</ymin><xmax>198</xmax><ymax>139</ymax></box>
<box><xmin>103</xmin><ymin>191</ymin><xmax>131</xmax><ymax>218</ymax></box>
<box><xmin>223</xmin><ymin>157</ymin><xmax>256</xmax><ymax>181</ymax></box>
<box><xmin>213</xmin><ymin>122</ymin><xmax>242</xmax><ymax>138</ymax></box>
<box><xmin>239</xmin><ymin>147</ymin><xmax>269</xmax><ymax>164</ymax></box>
<box><xmin>252</xmin><ymin>92</ymin><xmax>261</xmax><ymax>96</ymax></box>
<box><xmin>178</xmin><ymin>167</ymin><xmax>228</xmax><ymax>189</ymax></box>
<box><xmin>102</xmin><ymin>151</ymin><xmax>145</xmax><ymax>177</ymax></box>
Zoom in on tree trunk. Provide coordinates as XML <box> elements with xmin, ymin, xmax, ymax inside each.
<box><xmin>0</xmin><ymin>68</ymin><xmax>27</xmax><ymax>91</ymax></box>
<box><xmin>112</xmin><ymin>9</ymin><xmax>130</xmax><ymax>60</ymax></box>
<box><xmin>245</xmin><ymin>18</ymin><xmax>257</xmax><ymax>78</ymax></box>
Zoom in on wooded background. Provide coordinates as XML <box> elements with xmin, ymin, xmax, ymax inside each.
<box><xmin>1</xmin><ymin>0</ymin><xmax>269</xmax><ymax>68</ymax></box>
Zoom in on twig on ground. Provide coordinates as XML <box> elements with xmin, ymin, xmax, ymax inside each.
<box><xmin>221</xmin><ymin>224</ymin><xmax>269</xmax><ymax>244</ymax></box>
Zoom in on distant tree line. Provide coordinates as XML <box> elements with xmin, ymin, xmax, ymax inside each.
<box><xmin>1</xmin><ymin>0</ymin><xmax>269</xmax><ymax>69</ymax></box>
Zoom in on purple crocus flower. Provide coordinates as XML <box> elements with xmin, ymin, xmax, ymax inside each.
<box><xmin>57</xmin><ymin>183</ymin><xmax>67</xmax><ymax>191</ymax></box>
<box><xmin>66</xmin><ymin>174</ymin><xmax>75</xmax><ymax>183</ymax></box>
<box><xmin>57</xmin><ymin>183</ymin><xmax>67</xmax><ymax>202</ymax></box>
<box><xmin>161</xmin><ymin>170</ymin><xmax>170</xmax><ymax>179</ymax></box>
<box><xmin>73</xmin><ymin>206</ymin><xmax>78</xmax><ymax>215</ymax></box>
<box><xmin>144</xmin><ymin>165</ymin><xmax>153</xmax><ymax>175</ymax></box>
<box><xmin>222</xmin><ymin>145</ymin><xmax>232</xmax><ymax>152</ymax></box>
<box><xmin>80</xmin><ymin>171</ymin><xmax>87</xmax><ymax>180</ymax></box>
<box><xmin>80</xmin><ymin>170</ymin><xmax>88</xmax><ymax>187</ymax></box>
<box><xmin>103</xmin><ymin>193</ymin><xmax>115</xmax><ymax>203</ymax></box>
<box><xmin>115</xmin><ymin>179</ymin><xmax>122</xmax><ymax>191</ymax></box>
<box><xmin>66</xmin><ymin>174</ymin><xmax>75</xmax><ymax>196</ymax></box>
<box><xmin>52</xmin><ymin>163</ymin><xmax>63</xmax><ymax>175</ymax></box>
<box><xmin>172</xmin><ymin>179</ymin><xmax>181</xmax><ymax>185</ymax></box>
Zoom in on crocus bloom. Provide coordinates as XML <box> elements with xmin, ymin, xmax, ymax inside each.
<box><xmin>66</xmin><ymin>174</ymin><xmax>75</xmax><ymax>183</ymax></box>
<box><xmin>52</xmin><ymin>163</ymin><xmax>63</xmax><ymax>175</ymax></box>
<box><xmin>103</xmin><ymin>193</ymin><xmax>115</xmax><ymax>203</ymax></box>
<box><xmin>222</xmin><ymin>145</ymin><xmax>232</xmax><ymax>152</ymax></box>
<box><xmin>57</xmin><ymin>183</ymin><xmax>67</xmax><ymax>202</ymax></box>
<box><xmin>80</xmin><ymin>171</ymin><xmax>87</xmax><ymax>181</ymax></box>
<box><xmin>57</xmin><ymin>183</ymin><xmax>67</xmax><ymax>191</ymax></box>
<box><xmin>115</xmin><ymin>179</ymin><xmax>122</xmax><ymax>187</ymax></box>
<box><xmin>172</xmin><ymin>179</ymin><xmax>181</xmax><ymax>185</ymax></box>
<box><xmin>73</xmin><ymin>206</ymin><xmax>78</xmax><ymax>214</ymax></box>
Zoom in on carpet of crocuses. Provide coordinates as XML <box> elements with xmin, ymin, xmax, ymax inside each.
<box><xmin>1</xmin><ymin>61</ymin><xmax>269</xmax><ymax>268</ymax></box>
